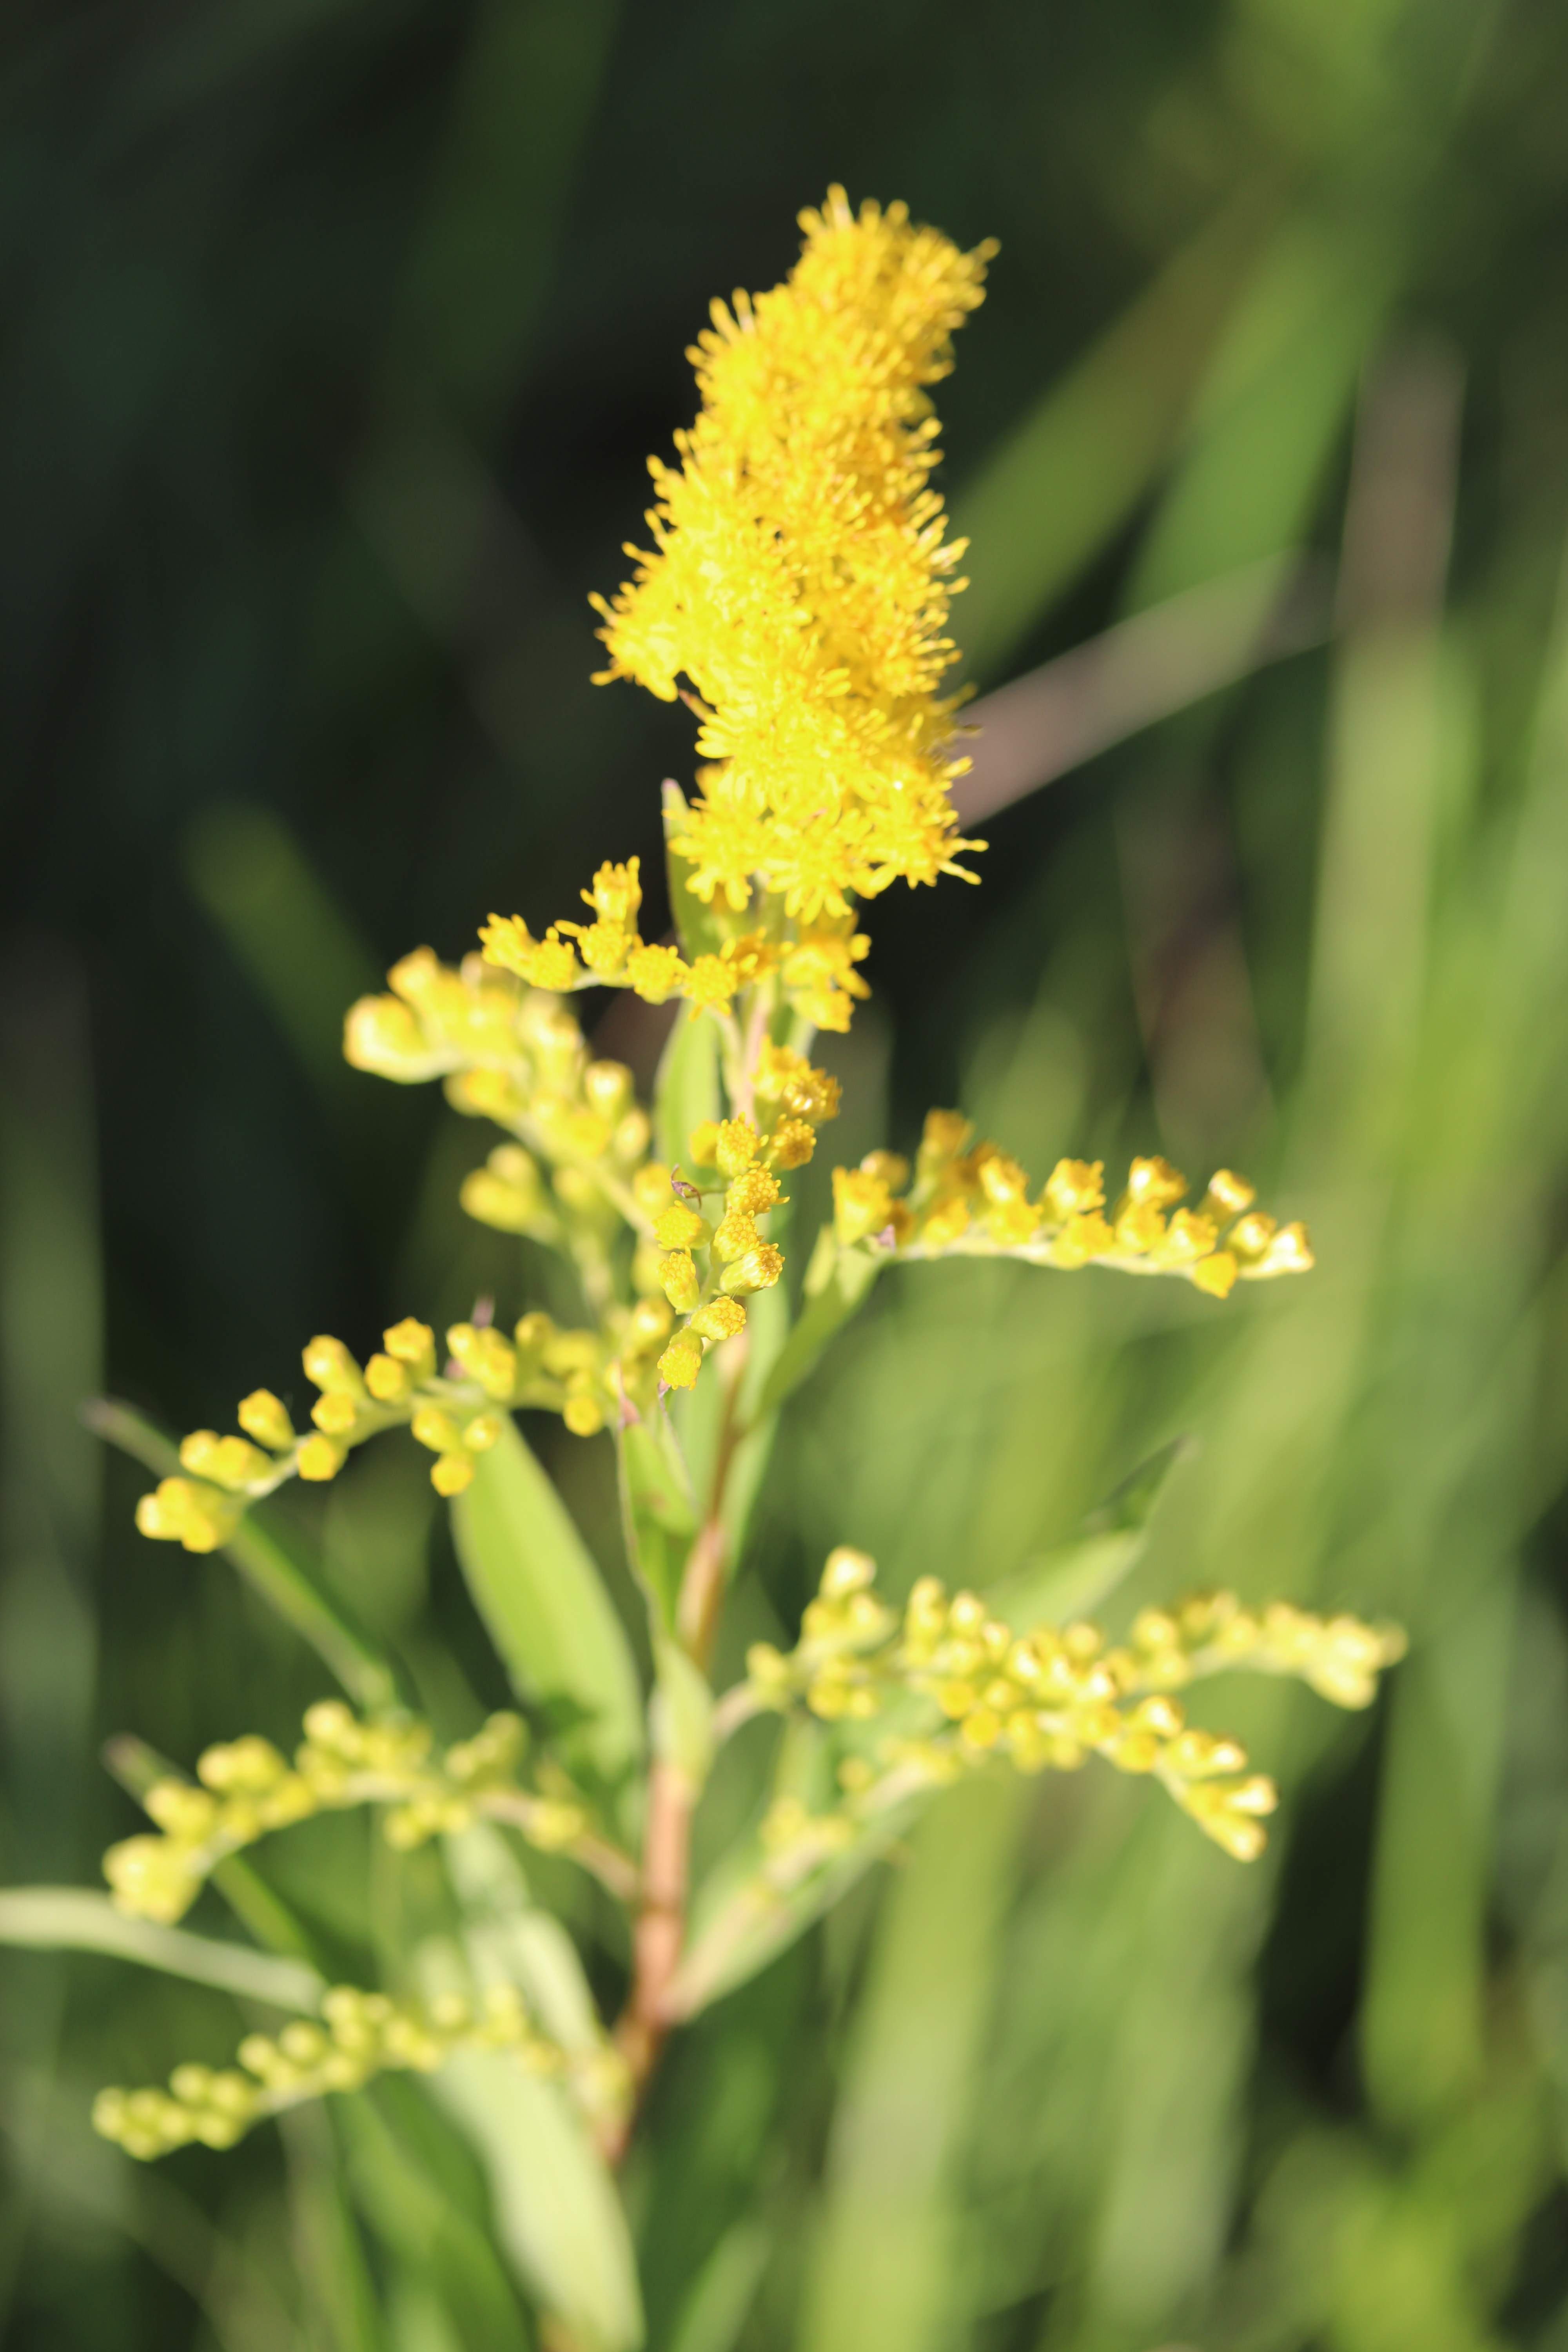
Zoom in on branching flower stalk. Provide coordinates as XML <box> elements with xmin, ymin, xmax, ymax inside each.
<box><xmin>52</xmin><ymin>191</ymin><xmax>1402</xmax><ymax>2343</ymax></box>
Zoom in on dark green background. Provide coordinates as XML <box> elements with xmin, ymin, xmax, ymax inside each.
<box><xmin>5</xmin><ymin>0</ymin><xmax>1568</xmax><ymax>2346</ymax></box>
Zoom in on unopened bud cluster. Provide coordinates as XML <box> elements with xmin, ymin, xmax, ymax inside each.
<box><xmin>94</xmin><ymin>1979</ymin><xmax>558</xmax><ymax>2161</ymax></box>
<box><xmin>739</xmin><ymin>1553</ymin><xmax>1404</xmax><ymax>1866</ymax></box>
<box><xmin>102</xmin><ymin>1703</ymin><xmax>588</xmax><ymax>1926</ymax></box>
<box><xmin>650</xmin><ymin>1042</ymin><xmax>840</xmax><ymax>1391</ymax></box>
<box><xmin>831</xmin><ymin>1118</ymin><xmax>1313</xmax><ymax>1299</ymax></box>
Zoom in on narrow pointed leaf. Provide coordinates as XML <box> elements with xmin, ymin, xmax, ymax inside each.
<box><xmin>451</xmin><ymin>1416</ymin><xmax>644</xmax><ymax>1801</ymax></box>
<box><xmin>986</xmin><ymin>1434</ymin><xmax>1193</xmax><ymax>1628</ymax></box>
<box><xmin>0</xmin><ymin>1886</ymin><xmax>325</xmax><ymax>2011</ymax></box>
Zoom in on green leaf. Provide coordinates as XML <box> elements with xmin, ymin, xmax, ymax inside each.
<box><xmin>435</xmin><ymin>2053</ymin><xmax>644</xmax><ymax>2352</ymax></box>
<box><xmin>662</xmin><ymin>781</ymin><xmax>728</xmax><ymax>965</ymax></box>
<box><xmin>84</xmin><ymin>1396</ymin><xmax>408</xmax><ymax>1714</ymax></box>
<box><xmin>750</xmin><ymin>1232</ymin><xmax>884</xmax><ymax>1425</ymax></box>
<box><xmin>0</xmin><ymin>1885</ymin><xmax>325</xmax><ymax>2011</ymax></box>
<box><xmin>451</xmin><ymin>1416</ymin><xmax>644</xmax><ymax>1804</ymax></box>
<box><xmin>668</xmin><ymin>1797</ymin><xmax>923</xmax><ymax>2022</ymax></box>
<box><xmin>653</xmin><ymin>984</ymin><xmax>722</xmax><ymax>1173</ymax></box>
<box><xmin>617</xmin><ymin>1413</ymin><xmax>699</xmax><ymax>1634</ymax></box>
<box><xmin>985</xmin><ymin>1434</ymin><xmax>1193</xmax><ymax>1628</ymax></box>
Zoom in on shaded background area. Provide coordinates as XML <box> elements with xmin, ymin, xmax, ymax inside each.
<box><xmin>5</xmin><ymin>0</ymin><xmax>1568</xmax><ymax>2346</ymax></box>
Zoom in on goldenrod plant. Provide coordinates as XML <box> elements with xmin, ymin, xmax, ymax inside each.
<box><xmin>10</xmin><ymin>193</ymin><xmax>1405</xmax><ymax>2347</ymax></box>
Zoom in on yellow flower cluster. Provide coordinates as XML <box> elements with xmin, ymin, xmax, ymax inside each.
<box><xmin>94</xmin><ymin>1979</ymin><xmax>559</xmax><ymax>2161</ymax></box>
<box><xmin>829</xmin><ymin>1114</ymin><xmax>1314</xmax><ymax>1298</ymax></box>
<box><xmin>651</xmin><ymin>1043</ymin><xmax>840</xmax><ymax>1389</ymax></box>
<box><xmin>103</xmin><ymin>1704</ymin><xmax>601</xmax><ymax>1927</ymax></box>
<box><xmin>477</xmin><ymin>857</ymin><xmax>875</xmax><ymax>1036</ymax></box>
<box><xmin>133</xmin><ymin>1311</ymin><xmax>641</xmax><ymax>1553</ymax></box>
<box><xmin>738</xmin><ymin>1551</ymin><xmax>1404</xmax><ymax>1863</ymax></box>
<box><xmin>590</xmin><ymin>187</ymin><xmax>994</xmax><ymax>921</ymax></box>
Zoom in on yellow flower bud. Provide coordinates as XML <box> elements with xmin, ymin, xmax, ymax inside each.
<box><xmin>297</xmin><ymin>1434</ymin><xmax>347</xmax><ymax>1481</ymax></box>
<box><xmin>302</xmin><ymin>1335</ymin><xmax>363</xmax><ymax>1397</ymax></box>
<box><xmin>658</xmin><ymin>1332</ymin><xmax>704</xmax><ymax>1389</ymax></box>
<box><xmin>632</xmin><ymin>1162</ymin><xmax>675</xmax><ymax>1217</ymax></box>
<box><xmin>1191</xmin><ymin>1250</ymin><xmax>1238</xmax><ymax>1298</ymax></box>
<box><xmin>382</xmin><ymin>1318</ymin><xmax>435</xmax><ymax>1373</ymax></box>
<box><xmin>311</xmin><ymin>1392</ymin><xmax>358</xmax><ymax>1437</ymax></box>
<box><xmin>563</xmin><ymin>1392</ymin><xmax>606</xmax><ymax>1437</ymax></box>
<box><xmin>237</xmin><ymin>1390</ymin><xmax>294</xmax><ymax>1452</ymax></box>
<box><xmin>583</xmin><ymin>1060</ymin><xmax>633</xmax><ymax>1116</ymax></box>
<box><xmin>365</xmin><ymin>1352</ymin><xmax>412</xmax><ymax>1401</ymax></box>
<box><xmin>660</xmin><ymin>1250</ymin><xmax>701</xmax><ymax>1312</ymax></box>
<box><xmin>1042</xmin><ymin>1159</ymin><xmax>1104</xmax><ymax>1220</ymax></box>
<box><xmin>135</xmin><ymin>1476</ymin><xmax>241</xmax><ymax>1552</ymax></box>
<box><xmin>712</xmin><ymin>1210</ymin><xmax>760</xmax><ymax>1262</ymax></box>
<box><xmin>718</xmin><ymin>1244</ymin><xmax>784</xmax><ymax>1296</ymax></box>
<box><xmin>411</xmin><ymin>1405</ymin><xmax>462</xmax><ymax>1454</ymax></box>
<box><xmin>179</xmin><ymin>1431</ymin><xmax>270</xmax><ymax>1490</ymax></box>
<box><xmin>726</xmin><ymin>1165</ymin><xmax>782</xmax><ymax>1215</ymax></box>
<box><xmin>689</xmin><ymin>1296</ymin><xmax>747</xmax><ymax>1341</ymax></box>
<box><xmin>1125</xmin><ymin>1156</ymin><xmax>1189</xmax><ymax>1208</ymax></box>
<box><xmin>688</xmin><ymin>1120</ymin><xmax>720</xmax><ymax>1167</ymax></box>
<box><xmin>715</xmin><ymin>1116</ymin><xmax>759</xmax><ymax>1178</ymax></box>
<box><xmin>343</xmin><ymin>994</ymin><xmax>448</xmax><ymax>1082</ymax></box>
<box><xmin>655</xmin><ymin>1201</ymin><xmax>710</xmax><ymax>1250</ymax></box>
<box><xmin>832</xmin><ymin>1166</ymin><xmax>893</xmax><ymax>1245</ymax></box>
<box><xmin>431</xmin><ymin>1454</ymin><xmax>475</xmax><ymax>1497</ymax></box>
<box><xmin>464</xmin><ymin>1414</ymin><xmax>503</xmax><ymax>1452</ymax></box>
<box><xmin>768</xmin><ymin>1117</ymin><xmax>817</xmax><ymax>1169</ymax></box>
<box><xmin>627</xmin><ymin>1296</ymin><xmax>674</xmax><ymax>1350</ymax></box>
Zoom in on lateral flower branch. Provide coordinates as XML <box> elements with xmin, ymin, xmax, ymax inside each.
<box><xmin>73</xmin><ymin>189</ymin><xmax>1394</xmax><ymax>2257</ymax></box>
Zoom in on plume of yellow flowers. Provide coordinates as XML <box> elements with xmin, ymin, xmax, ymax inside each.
<box><xmin>591</xmin><ymin>186</ymin><xmax>994</xmax><ymax>921</ymax></box>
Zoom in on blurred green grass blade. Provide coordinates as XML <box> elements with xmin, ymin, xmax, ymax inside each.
<box><xmin>986</xmin><ymin>1433</ymin><xmax>1192</xmax><ymax>1627</ymax></box>
<box><xmin>665</xmin><ymin>2219</ymin><xmax>769</xmax><ymax>2352</ymax></box>
<box><xmin>1129</xmin><ymin>216</ymin><xmax>1395</xmax><ymax>610</ymax></box>
<box><xmin>1360</xmin><ymin>1572</ymin><xmax>1515</xmax><ymax>2132</ymax></box>
<box><xmin>445</xmin><ymin>1824</ymin><xmax>607</xmax><ymax>2058</ymax></box>
<box><xmin>84</xmin><ymin>1396</ymin><xmax>408</xmax><ymax>1714</ymax></box>
<box><xmin>951</xmin><ymin>191</ymin><xmax>1278</xmax><ymax>680</ymax></box>
<box><xmin>183</xmin><ymin>801</ymin><xmax>381</xmax><ymax>1102</ymax></box>
<box><xmin>435</xmin><ymin>2051</ymin><xmax>644</xmax><ymax>2352</ymax></box>
<box><xmin>451</xmin><ymin>1414</ymin><xmax>645</xmax><ymax>1800</ymax></box>
<box><xmin>654</xmin><ymin>990</ymin><xmax>721</xmax><ymax>1172</ymax></box>
<box><xmin>337</xmin><ymin>2093</ymin><xmax>529</xmax><ymax>2352</ymax></box>
<box><xmin>798</xmin><ymin>1776</ymin><xmax>1025</xmax><ymax>2352</ymax></box>
<box><xmin>284</xmin><ymin>2106</ymin><xmax>391</xmax><ymax>2352</ymax></box>
<box><xmin>0</xmin><ymin>1886</ymin><xmax>325</xmax><ymax>2011</ymax></box>
<box><xmin>383</xmin><ymin>0</ymin><xmax>621</xmax><ymax>437</ymax></box>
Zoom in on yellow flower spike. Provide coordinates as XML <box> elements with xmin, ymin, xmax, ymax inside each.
<box><xmin>768</xmin><ymin>1118</ymin><xmax>817</xmax><ymax>1169</ymax></box>
<box><xmin>302</xmin><ymin>1336</ymin><xmax>365</xmax><ymax>1397</ymax></box>
<box><xmin>296</xmin><ymin>1435</ymin><xmax>347</xmax><ymax>1482</ymax></box>
<box><xmin>654</xmin><ymin>1200</ymin><xmax>711</xmax><ymax>1250</ymax></box>
<box><xmin>689</xmin><ymin>1296</ymin><xmax>748</xmax><ymax>1342</ymax></box>
<box><xmin>718</xmin><ymin>1244</ymin><xmax>784</xmax><ymax>1297</ymax></box>
<box><xmin>715</xmin><ymin>1117</ymin><xmax>760</xmax><ymax>1179</ymax></box>
<box><xmin>592</xmin><ymin>187</ymin><xmax>993</xmax><ymax>921</ymax></box>
<box><xmin>179</xmin><ymin>1431</ymin><xmax>271</xmax><ymax>1490</ymax></box>
<box><xmin>658</xmin><ymin>1331</ymin><xmax>704</xmax><ymax>1390</ymax></box>
<box><xmin>659</xmin><ymin>1250</ymin><xmax>701</xmax><ymax>1313</ymax></box>
<box><xmin>237</xmin><ymin>1390</ymin><xmax>294</xmax><ymax>1452</ymax></box>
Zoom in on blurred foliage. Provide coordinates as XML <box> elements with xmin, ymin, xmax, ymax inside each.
<box><xmin>5</xmin><ymin>0</ymin><xmax>1568</xmax><ymax>2347</ymax></box>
